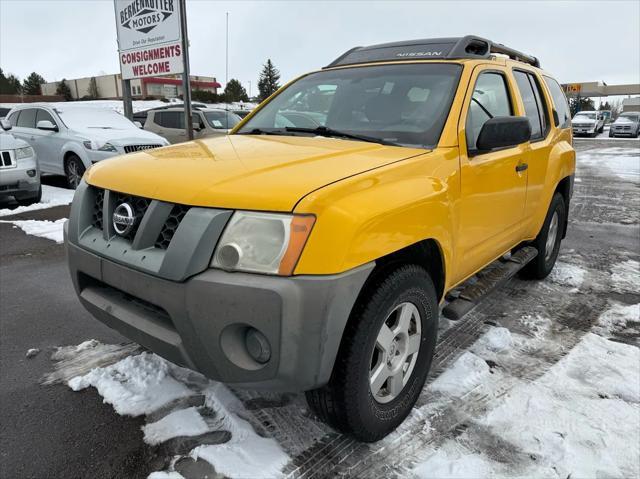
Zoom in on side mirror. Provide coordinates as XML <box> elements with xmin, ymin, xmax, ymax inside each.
<box><xmin>476</xmin><ymin>116</ymin><xmax>531</xmax><ymax>152</ymax></box>
<box><xmin>37</xmin><ymin>120</ymin><xmax>58</xmax><ymax>132</ymax></box>
<box><xmin>134</xmin><ymin>121</ymin><xmax>143</xmax><ymax>129</ymax></box>
<box><xmin>193</xmin><ymin>122</ymin><xmax>202</xmax><ymax>132</ymax></box>
<box><xmin>0</xmin><ymin>119</ymin><xmax>11</xmax><ymax>131</ymax></box>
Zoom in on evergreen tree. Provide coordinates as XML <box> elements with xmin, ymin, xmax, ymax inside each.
<box><xmin>22</xmin><ymin>72</ymin><xmax>46</xmax><ymax>95</ymax></box>
<box><xmin>568</xmin><ymin>97</ymin><xmax>594</xmax><ymax>117</ymax></box>
<box><xmin>224</xmin><ymin>79</ymin><xmax>249</xmax><ymax>102</ymax></box>
<box><xmin>56</xmin><ymin>79</ymin><xmax>73</xmax><ymax>101</ymax></box>
<box><xmin>0</xmin><ymin>69</ymin><xmax>22</xmax><ymax>94</ymax></box>
<box><xmin>257</xmin><ymin>59</ymin><xmax>281</xmax><ymax>101</ymax></box>
<box><xmin>88</xmin><ymin>77</ymin><xmax>100</xmax><ymax>99</ymax></box>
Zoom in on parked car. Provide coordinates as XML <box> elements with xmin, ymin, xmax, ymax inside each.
<box><xmin>6</xmin><ymin>105</ymin><xmax>168</xmax><ymax>188</ymax></box>
<box><xmin>0</xmin><ymin>107</ymin><xmax>11</xmax><ymax>120</ymax></box>
<box><xmin>571</xmin><ymin>110</ymin><xmax>605</xmax><ymax>137</ymax></box>
<box><xmin>66</xmin><ymin>35</ymin><xmax>575</xmax><ymax>441</ymax></box>
<box><xmin>600</xmin><ymin>110</ymin><xmax>612</xmax><ymax>124</ymax></box>
<box><xmin>609</xmin><ymin>112</ymin><xmax>640</xmax><ymax>138</ymax></box>
<box><xmin>143</xmin><ymin>106</ymin><xmax>242</xmax><ymax>144</ymax></box>
<box><xmin>132</xmin><ymin>102</ymin><xmax>209</xmax><ymax>126</ymax></box>
<box><xmin>0</xmin><ymin>119</ymin><xmax>41</xmax><ymax>205</ymax></box>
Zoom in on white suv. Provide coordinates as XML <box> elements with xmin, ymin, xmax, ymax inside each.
<box><xmin>7</xmin><ymin>105</ymin><xmax>169</xmax><ymax>188</ymax></box>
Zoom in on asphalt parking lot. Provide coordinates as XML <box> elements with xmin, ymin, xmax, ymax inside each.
<box><xmin>1</xmin><ymin>138</ymin><xmax>638</xmax><ymax>478</ymax></box>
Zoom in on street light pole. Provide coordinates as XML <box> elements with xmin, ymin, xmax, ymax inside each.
<box><xmin>225</xmin><ymin>12</ymin><xmax>229</xmax><ymax>91</ymax></box>
<box><xmin>179</xmin><ymin>0</ymin><xmax>193</xmax><ymax>140</ymax></box>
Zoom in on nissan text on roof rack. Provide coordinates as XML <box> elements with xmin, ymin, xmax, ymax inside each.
<box><xmin>65</xmin><ymin>35</ymin><xmax>575</xmax><ymax>441</ymax></box>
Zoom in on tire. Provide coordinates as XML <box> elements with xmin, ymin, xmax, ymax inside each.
<box><xmin>520</xmin><ymin>192</ymin><xmax>566</xmax><ymax>280</ymax></box>
<box><xmin>609</xmin><ymin>131</ymin><xmax>614</xmax><ymax>138</ymax></box>
<box><xmin>305</xmin><ymin>264</ymin><xmax>439</xmax><ymax>442</ymax></box>
<box><xmin>16</xmin><ymin>185</ymin><xmax>42</xmax><ymax>206</ymax></box>
<box><xmin>65</xmin><ymin>154</ymin><xmax>86</xmax><ymax>189</ymax></box>
<box><xmin>634</xmin><ymin>129</ymin><xmax>639</xmax><ymax>139</ymax></box>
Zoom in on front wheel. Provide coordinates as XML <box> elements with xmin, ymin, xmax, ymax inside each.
<box><xmin>65</xmin><ymin>154</ymin><xmax>86</xmax><ymax>189</ymax></box>
<box><xmin>520</xmin><ymin>192</ymin><xmax>566</xmax><ymax>279</ymax></box>
<box><xmin>306</xmin><ymin>264</ymin><xmax>438</xmax><ymax>442</ymax></box>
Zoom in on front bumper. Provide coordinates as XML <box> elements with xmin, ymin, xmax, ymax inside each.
<box><xmin>0</xmin><ymin>159</ymin><xmax>40</xmax><ymax>198</ymax></box>
<box><xmin>66</xmin><ymin>224</ymin><xmax>373</xmax><ymax>392</ymax></box>
<box><xmin>572</xmin><ymin>126</ymin><xmax>596</xmax><ymax>135</ymax></box>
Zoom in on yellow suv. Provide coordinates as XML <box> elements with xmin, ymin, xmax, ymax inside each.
<box><xmin>66</xmin><ymin>36</ymin><xmax>575</xmax><ymax>441</ymax></box>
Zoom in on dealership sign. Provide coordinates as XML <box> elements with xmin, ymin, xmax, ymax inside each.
<box><xmin>114</xmin><ymin>0</ymin><xmax>183</xmax><ymax>79</ymax></box>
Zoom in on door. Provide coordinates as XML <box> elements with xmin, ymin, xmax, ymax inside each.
<box><xmin>454</xmin><ymin>68</ymin><xmax>529</xmax><ymax>282</ymax></box>
<box><xmin>31</xmin><ymin>108</ymin><xmax>65</xmax><ymax>174</ymax></box>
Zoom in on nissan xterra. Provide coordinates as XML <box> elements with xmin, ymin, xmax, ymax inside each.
<box><xmin>66</xmin><ymin>36</ymin><xmax>575</xmax><ymax>441</ymax></box>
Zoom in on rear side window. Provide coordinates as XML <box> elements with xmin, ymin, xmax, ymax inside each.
<box><xmin>513</xmin><ymin>71</ymin><xmax>548</xmax><ymax>140</ymax></box>
<box><xmin>16</xmin><ymin>109</ymin><xmax>37</xmax><ymax>128</ymax></box>
<box><xmin>543</xmin><ymin>76</ymin><xmax>571</xmax><ymax>129</ymax></box>
<box><xmin>36</xmin><ymin>109</ymin><xmax>56</xmax><ymax>126</ymax></box>
<box><xmin>466</xmin><ymin>72</ymin><xmax>512</xmax><ymax>151</ymax></box>
<box><xmin>8</xmin><ymin>111</ymin><xmax>20</xmax><ymax>126</ymax></box>
<box><xmin>155</xmin><ymin>111</ymin><xmax>181</xmax><ymax>129</ymax></box>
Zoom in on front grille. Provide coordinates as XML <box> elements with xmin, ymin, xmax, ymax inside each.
<box><xmin>0</xmin><ymin>183</ymin><xmax>19</xmax><ymax>191</ymax></box>
<box><xmin>124</xmin><ymin>144</ymin><xmax>162</xmax><ymax>154</ymax></box>
<box><xmin>89</xmin><ymin>186</ymin><xmax>190</xmax><ymax>250</ymax></box>
<box><xmin>113</xmin><ymin>192</ymin><xmax>151</xmax><ymax>241</ymax></box>
<box><xmin>0</xmin><ymin>150</ymin><xmax>15</xmax><ymax>168</ymax></box>
<box><xmin>155</xmin><ymin>204</ymin><xmax>190</xmax><ymax>249</ymax></box>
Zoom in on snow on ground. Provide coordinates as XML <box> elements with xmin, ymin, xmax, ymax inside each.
<box><xmin>593</xmin><ymin>301</ymin><xmax>640</xmax><ymax>343</ymax></box>
<box><xmin>412</xmin><ymin>331</ymin><xmax>640</xmax><ymax>479</ymax></box>
<box><xmin>611</xmin><ymin>259</ymin><xmax>640</xmax><ymax>293</ymax></box>
<box><xmin>60</xmin><ymin>343</ymin><xmax>289</xmax><ymax>478</ymax></box>
<box><xmin>548</xmin><ymin>261</ymin><xmax>587</xmax><ymax>289</ymax></box>
<box><xmin>577</xmin><ymin>147</ymin><xmax>640</xmax><ymax>183</ymax></box>
<box><xmin>0</xmin><ymin>218</ymin><xmax>66</xmax><ymax>243</ymax></box>
<box><xmin>0</xmin><ymin>184</ymin><xmax>74</xmax><ymax>217</ymax></box>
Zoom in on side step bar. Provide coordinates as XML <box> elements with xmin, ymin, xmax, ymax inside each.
<box><xmin>442</xmin><ymin>246</ymin><xmax>538</xmax><ymax>321</ymax></box>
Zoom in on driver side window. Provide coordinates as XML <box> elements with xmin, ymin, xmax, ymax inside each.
<box><xmin>466</xmin><ymin>72</ymin><xmax>512</xmax><ymax>151</ymax></box>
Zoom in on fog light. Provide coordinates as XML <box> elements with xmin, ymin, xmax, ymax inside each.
<box><xmin>27</xmin><ymin>169</ymin><xmax>36</xmax><ymax>177</ymax></box>
<box><xmin>245</xmin><ymin>327</ymin><xmax>271</xmax><ymax>364</ymax></box>
<box><xmin>216</xmin><ymin>243</ymin><xmax>242</xmax><ymax>269</ymax></box>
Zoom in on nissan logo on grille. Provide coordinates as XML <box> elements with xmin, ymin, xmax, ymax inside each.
<box><xmin>113</xmin><ymin>203</ymin><xmax>137</xmax><ymax>236</ymax></box>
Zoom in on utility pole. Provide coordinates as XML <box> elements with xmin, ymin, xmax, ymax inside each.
<box><xmin>121</xmin><ymin>78</ymin><xmax>133</xmax><ymax>120</ymax></box>
<box><xmin>248</xmin><ymin>80</ymin><xmax>251</xmax><ymax>100</ymax></box>
<box><xmin>225</xmin><ymin>12</ymin><xmax>229</xmax><ymax>90</ymax></box>
<box><xmin>179</xmin><ymin>0</ymin><xmax>193</xmax><ymax>140</ymax></box>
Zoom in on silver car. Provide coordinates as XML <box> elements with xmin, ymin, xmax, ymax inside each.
<box><xmin>144</xmin><ymin>106</ymin><xmax>242</xmax><ymax>144</ymax></box>
<box><xmin>0</xmin><ymin>119</ymin><xmax>41</xmax><ymax>205</ymax></box>
<box><xmin>609</xmin><ymin>112</ymin><xmax>640</xmax><ymax>138</ymax></box>
<box><xmin>6</xmin><ymin>105</ymin><xmax>169</xmax><ymax>188</ymax></box>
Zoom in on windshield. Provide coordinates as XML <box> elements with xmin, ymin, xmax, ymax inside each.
<box><xmin>238</xmin><ymin>63</ymin><xmax>463</xmax><ymax>149</ymax></box>
<box><xmin>57</xmin><ymin>108</ymin><xmax>137</xmax><ymax>130</ymax></box>
<box><xmin>574</xmin><ymin>112</ymin><xmax>596</xmax><ymax>120</ymax></box>
<box><xmin>204</xmin><ymin>111</ymin><xmax>241</xmax><ymax>129</ymax></box>
<box><xmin>618</xmin><ymin>113</ymin><xmax>639</xmax><ymax>121</ymax></box>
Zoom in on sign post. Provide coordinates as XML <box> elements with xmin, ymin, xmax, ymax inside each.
<box><xmin>179</xmin><ymin>0</ymin><xmax>193</xmax><ymax>141</ymax></box>
<box><xmin>113</xmin><ymin>0</ymin><xmax>191</xmax><ymax>137</ymax></box>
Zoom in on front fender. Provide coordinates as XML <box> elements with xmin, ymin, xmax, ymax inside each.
<box><xmin>61</xmin><ymin>141</ymin><xmax>90</xmax><ymax>168</ymax></box>
<box><xmin>293</xmin><ymin>150</ymin><xmax>459</xmax><ymax>281</ymax></box>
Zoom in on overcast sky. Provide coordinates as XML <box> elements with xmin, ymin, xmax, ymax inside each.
<box><xmin>1</xmin><ymin>0</ymin><xmax>639</xmax><ymax>95</ymax></box>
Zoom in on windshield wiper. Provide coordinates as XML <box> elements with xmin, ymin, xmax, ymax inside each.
<box><xmin>284</xmin><ymin>126</ymin><xmax>399</xmax><ymax>146</ymax></box>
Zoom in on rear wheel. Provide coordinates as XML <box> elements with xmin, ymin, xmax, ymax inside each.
<box><xmin>65</xmin><ymin>154</ymin><xmax>85</xmax><ymax>189</ymax></box>
<box><xmin>520</xmin><ymin>192</ymin><xmax>566</xmax><ymax>279</ymax></box>
<box><xmin>306</xmin><ymin>264</ymin><xmax>438</xmax><ymax>442</ymax></box>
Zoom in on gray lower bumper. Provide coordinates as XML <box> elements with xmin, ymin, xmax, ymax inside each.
<box><xmin>67</xmin><ymin>235</ymin><xmax>373</xmax><ymax>391</ymax></box>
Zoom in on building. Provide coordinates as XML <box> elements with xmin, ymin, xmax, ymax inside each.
<box><xmin>41</xmin><ymin>73</ymin><xmax>221</xmax><ymax>100</ymax></box>
<box><xmin>622</xmin><ymin>97</ymin><xmax>640</xmax><ymax>113</ymax></box>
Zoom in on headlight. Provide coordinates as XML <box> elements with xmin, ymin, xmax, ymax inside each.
<box><xmin>83</xmin><ymin>140</ymin><xmax>117</xmax><ymax>152</ymax></box>
<box><xmin>211</xmin><ymin>211</ymin><xmax>315</xmax><ymax>275</ymax></box>
<box><xmin>15</xmin><ymin>146</ymin><xmax>34</xmax><ymax>159</ymax></box>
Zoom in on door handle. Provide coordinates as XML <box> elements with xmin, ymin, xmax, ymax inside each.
<box><xmin>515</xmin><ymin>163</ymin><xmax>528</xmax><ymax>172</ymax></box>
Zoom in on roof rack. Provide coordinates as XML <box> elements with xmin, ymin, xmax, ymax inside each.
<box><xmin>324</xmin><ymin>35</ymin><xmax>540</xmax><ymax>69</ymax></box>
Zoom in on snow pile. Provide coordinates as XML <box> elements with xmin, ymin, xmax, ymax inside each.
<box><xmin>69</xmin><ymin>352</ymin><xmax>193</xmax><ymax>416</ymax></box>
<box><xmin>143</xmin><ymin>407</ymin><xmax>209</xmax><ymax>445</ymax></box>
<box><xmin>475</xmin><ymin>326</ymin><xmax>513</xmax><ymax>352</ymax></box>
<box><xmin>415</xmin><ymin>333</ymin><xmax>640</xmax><ymax>478</ymax></box>
<box><xmin>430</xmin><ymin>351</ymin><xmax>491</xmax><ymax>397</ymax></box>
<box><xmin>611</xmin><ymin>259</ymin><xmax>640</xmax><ymax>293</ymax></box>
<box><xmin>0</xmin><ymin>218</ymin><xmax>66</xmax><ymax>243</ymax></box>
<box><xmin>577</xmin><ymin>147</ymin><xmax>640</xmax><ymax>183</ymax></box>
<box><xmin>62</xmin><ymin>344</ymin><xmax>289</xmax><ymax>478</ymax></box>
<box><xmin>0</xmin><ymin>184</ymin><xmax>74</xmax><ymax>217</ymax></box>
<box><xmin>593</xmin><ymin>302</ymin><xmax>640</xmax><ymax>341</ymax></box>
<box><xmin>549</xmin><ymin>262</ymin><xmax>587</xmax><ymax>288</ymax></box>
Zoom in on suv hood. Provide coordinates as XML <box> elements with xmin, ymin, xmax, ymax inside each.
<box><xmin>75</xmin><ymin>127</ymin><xmax>166</xmax><ymax>145</ymax></box>
<box><xmin>85</xmin><ymin>134</ymin><xmax>427</xmax><ymax>211</ymax></box>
